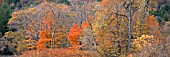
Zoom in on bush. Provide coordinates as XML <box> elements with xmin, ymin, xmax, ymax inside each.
<box><xmin>20</xmin><ymin>48</ymin><xmax>100</xmax><ymax>57</ymax></box>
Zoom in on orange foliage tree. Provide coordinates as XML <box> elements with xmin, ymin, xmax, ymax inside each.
<box><xmin>147</xmin><ymin>15</ymin><xmax>159</xmax><ymax>27</ymax></box>
<box><xmin>68</xmin><ymin>21</ymin><xmax>97</xmax><ymax>50</ymax></box>
<box><xmin>36</xmin><ymin>30</ymin><xmax>52</xmax><ymax>50</ymax></box>
<box><xmin>68</xmin><ymin>23</ymin><xmax>81</xmax><ymax>47</ymax></box>
<box><xmin>36</xmin><ymin>10</ymin><xmax>55</xmax><ymax>50</ymax></box>
<box><xmin>81</xmin><ymin>21</ymin><xmax>90</xmax><ymax>29</ymax></box>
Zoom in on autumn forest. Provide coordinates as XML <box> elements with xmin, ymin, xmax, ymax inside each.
<box><xmin>0</xmin><ymin>0</ymin><xmax>170</xmax><ymax>57</ymax></box>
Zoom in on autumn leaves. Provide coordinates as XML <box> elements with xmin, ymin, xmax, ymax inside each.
<box><xmin>37</xmin><ymin>11</ymin><xmax>91</xmax><ymax>50</ymax></box>
<box><xmin>4</xmin><ymin>0</ymin><xmax>165</xmax><ymax>56</ymax></box>
<box><xmin>68</xmin><ymin>23</ymin><xmax>81</xmax><ymax>47</ymax></box>
<box><xmin>68</xmin><ymin>21</ymin><xmax>90</xmax><ymax>48</ymax></box>
<box><xmin>147</xmin><ymin>15</ymin><xmax>159</xmax><ymax>27</ymax></box>
<box><xmin>37</xmin><ymin>10</ymin><xmax>54</xmax><ymax>50</ymax></box>
<box><xmin>37</xmin><ymin>30</ymin><xmax>52</xmax><ymax>50</ymax></box>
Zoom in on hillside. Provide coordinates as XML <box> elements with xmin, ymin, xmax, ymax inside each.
<box><xmin>0</xmin><ymin>0</ymin><xmax>170</xmax><ymax>57</ymax></box>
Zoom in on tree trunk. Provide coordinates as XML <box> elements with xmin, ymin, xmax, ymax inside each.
<box><xmin>127</xmin><ymin>0</ymin><xmax>133</xmax><ymax>52</ymax></box>
<box><xmin>89</xmin><ymin>23</ymin><xmax>97</xmax><ymax>49</ymax></box>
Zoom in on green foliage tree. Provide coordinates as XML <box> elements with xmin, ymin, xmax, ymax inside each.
<box><xmin>57</xmin><ymin>0</ymin><xmax>71</xmax><ymax>5</ymax></box>
<box><xmin>150</xmin><ymin>0</ymin><xmax>170</xmax><ymax>25</ymax></box>
<box><xmin>0</xmin><ymin>0</ymin><xmax>39</xmax><ymax>37</ymax></box>
<box><xmin>0</xmin><ymin>2</ymin><xmax>14</xmax><ymax>36</ymax></box>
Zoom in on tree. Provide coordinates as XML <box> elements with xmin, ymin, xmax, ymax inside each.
<box><xmin>6</xmin><ymin>0</ymin><xmax>167</xmax><ymax>57</ymax></box>
<box><xmin>4</xmin><ymin>31</ymin><xmax>27</xmax><ymax>54</ymax></box>
<box><xmin>37</xmin><ymin>10</ymin><xmax>61</xmax><ymax>50</ymax></box>
<box><xmin>67</xmin><ymin>1</ymin><xmax>98</xmax><ymax>50</ymax></box>
<box><xmin>90</xmin><ymin>0</ymin><xmax>161</xmax><ymax>56</ymax></box>
<box><xmin>80</xmin><ymin>21</ymin><xmax>96</xmax><ymax>50</ymax></box>
<box><xmin>67</xmin><ymin>21</ymin><xmax>96</xmax><ymax>50</ymax></box>
<box><xmin>150</xmin><ymin>0</ymin><xmax>170</xmax><ymax>25</ymax></box>
<box><xmin>8</xmin><ymin>2</ymin><xmax>71</xmax><ymax>51</ymax></box>
<box><xmin>68</xmin><ymin>23</ymin><xmax>81</xmax><ymax>47</ymax></box>
<box><xmin>0</xmin><ymin>0</ymin><xmax>42</xmax><ymax>37</ymax></box>
<box><xmin>36</xmin><ymin>29</ymin><xmax>52</xmax><ymax>50</ymax></box>
<box><xmin>99</xmin><ymin>0</ymin><xmax>159</xmax><ymax>52</ymax></box>
<box><xmin>57</xmin><ymin>0</ymin><xmax>71</xmax><ymax>5</ymax></box>
<box><xmin>0</xmin><ymin>1</ymin><xmax>14</xmax><ymax>36</ymax></box>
